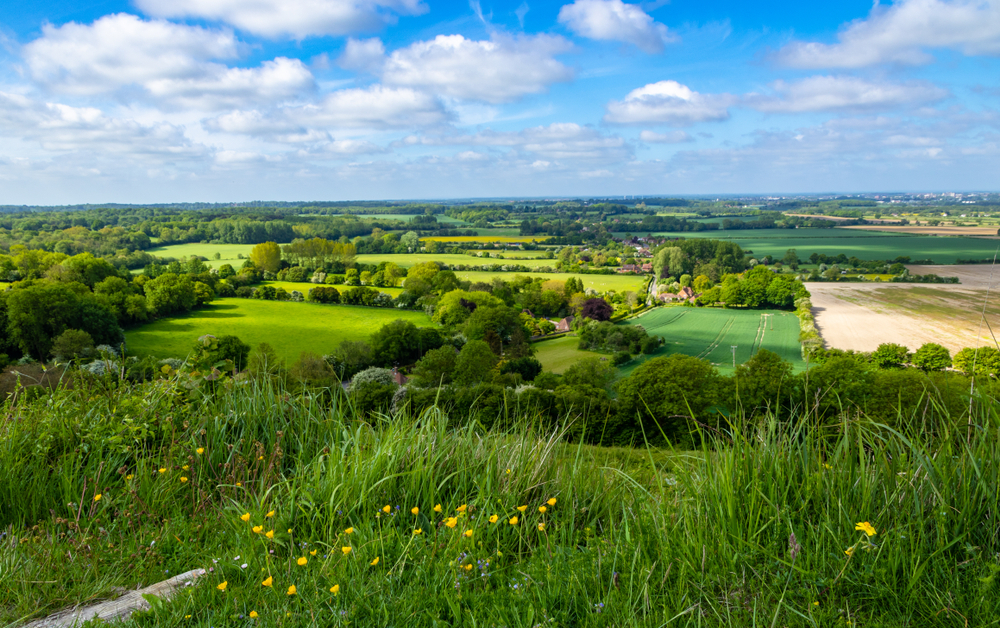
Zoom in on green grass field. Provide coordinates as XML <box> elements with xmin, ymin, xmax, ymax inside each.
<box><xmin>533</xmin><ymin>335</ymin><xmax>603</xmax><ymax>373</ymax></box>
<box><xmin>454</xmin><ymin>270</ymin><xmax>646</xmax><ymax>292</ymax></box>
<box><xmin>470</xmin><ymin>249</ymin><xmax>555</xmax><ymax>258</ymax></box>
<box><xmin>355</xmin><ymin>253</ymin><xmax>558</xmax><ymax>269</ymax></box>
<box><xmin>125</xmin><ymin>298</ymin><xmax>431</xmax><ymax>362</ymax></box>
<box><xmin>354</xmin><ymin>214</ymin><xmax>468</xmax><ymax>224</ymax></box>
<box><xmin>620</xmin><ymin>307</ymin><xmax>805</xmax><ymax>376</ymax></box>
<box><xmin>259</xmin><ymin>281</ymin><xmax>404</xmax><ymax>297</ymax></box>
<box><xmin>145</xmin><ymin>242</ymin><xmax>260</xmax><ymax>268</ymax></box>
<box><xmin>422</xmin><ymin>235</ymin><xmax>546</xmax><ymax>243</ymax></box>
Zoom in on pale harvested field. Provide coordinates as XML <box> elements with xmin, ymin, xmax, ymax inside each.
<box><xmin>808</xmin><ymin>282</ymin><xmax>1000</xmax><ymax>353</ymax></box>
<box><xmin>907</xmin><ymin>264</ymin><xmax>1000</xmax><ymax>288</ymax></box>
<box><xmin>844</xmin><ymin>225</ymin><xmax>1000</xmax><ymax>237</ymax></box>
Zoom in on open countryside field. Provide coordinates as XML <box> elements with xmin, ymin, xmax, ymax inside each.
<box><xmin>145</xmin><ymin>242</ymin><xmax>259</xmax><ymax>268</ymax></box>
<box><xmin>125</xmin><ymin>298</ymin><xmax>431</xmax><ymax>362</ymax></box>
<box><xmin>533</xmin><ymin>335</ymin><xmax>603</xmax><ymax>373</ymax></box>
<box><xmin>354</xmin><ymin>214</ymin><xmax>468</xmax><ymax>224</ymax></box>
<box><xmin>355</xmin><ymin>253</ymin><xmax>558</xmax><ymax>269</ymax></box>
<box><xmin>620</xmin><ymin>307</ymin><xmax>805</xmax><ymax>376</ymax></box>
<box><xmin>421</xmin><ymin>235</ymin><xmax>547</xmax><ymax>243</ymax></box>
<box><xmin>844</xmin><ymin>225</ymin><xmax>1000</xmax><ymax>237</ymax></box>
<box><xmin>470</xmin><ymin>248</ymin><xmax>554</xmax><ymax>258</ymax></box>
<box><xmin>455</xmin><ymin>270</ymin><xmax>646</xmax><ymax>292</ymax></box>
<box><xmin>809</xmin><ymin>283</ymin><xmax>1000</xmax><ymax>354</ymax></box>
<box><xmin>259</xmin><ymin>281</ymin><xmax>404</xmax><ymax>297</ymax></box>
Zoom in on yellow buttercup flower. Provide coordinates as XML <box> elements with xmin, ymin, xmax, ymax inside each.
<box><xmin>845</xmin><ymin>547</ymin><xmax>855</xmax><ymax>557</ymax></box>
<box><xmin>538</xmin><ymin>506</ymin><xmax>546</xmax><ymax>514</ymax></box>
<box><xmin>370</xmin><ymin>556</ymin><xmax>379</xmax><ymax>566</ymax></box>
<box><xmin>546</xmin><ymin>497</ymin><xmax>556</xmax><ymax>506</ymax></box>
<box><xmin>310</xmin><ymin>549</ymin><xmax>317</xmax><ymax>556</ymax></box>
<box><xmin>344</xmin><ymin>527</ymin><xmax>354</xmax><ymax>535</ymax></box>
<box><xmin>252</xmin><ymin>525</ymin><xmax>263</xmax><ymax>534</ymax></box>
<box><xmin>509</xmin><ymin>516</ymin><xmax>519</xmax><ymax>525</ymax></box>
<box><xmin>196</xmin><ymin>448</ymin><xmax>205</xmax><ymax>455</ymax></box>
<box><xmin>236</xmin><ymin>482</ymin><xmax>242</xmax><ymax>487</ymax></box>
<box><xmin>217</xmin><ymin>581</ymin><xmax>228</xmax><ymax>591</ymax></box>
<box><xmin>287</xmin><ymin>528</ymin><xmax>292</xmax><ymax>533</ymax></box>
<box><xmin>538</xmin><ymin>523</ymin><xmax>546</xmax><ymax>531</ymax></box>
<box><xmin>330</xmin><ymin>584</ymin><xmax>340</xmax><ymax>594</ymax></box>
<box><xmin>262</xmin><ymin>576</ymin><xmax>273</xmax><ymax>587</ymax></box>
<box><xmin>382</xmin><ymin>505</ymin><xmax>391</xmax><ymax>514</ymax></box>
<box><xmin>489</xmin><ymin>514</ymin><xmax>498</xmax><ymax>523</ymax></box>
<box><xmin>411</xmin><ymin>506</ymin><xmax>419</xmax><ymax>515</ymax></box>
<box><xmin>341</xmin><ymin>546</ymin><xmax>352</xmax><ymax>555</ymax></box>
<box><xmin>249</xmin><ymin>611</ymin><xmax>258</xmax><ymax>618</ymax></box>
<box><xmin>266</xmin><ymin>510</ymin><xmax>275</xmax><ymax>518</ymax></box>
<box><xmin>241</xmin><ymin>512</ymin><xmax>251</xmax><ymax>522</ymax></box>
<box><xmin>125</xmin><ymin>474</ymin><xmax>133</xmax><ymax>480</ymax></box>
<box><xmin>265</xmin><ymin>530</ymin><xmax>275</xmax><ymax>539</ymax></box>
<box><xmin>93</xmin><ymin>494</ymin><xmax>102</xmax><ymax>502</ymax></box>
<box><xmin>456</xmin><ymin>504</ymin><xmax>467</xmax><ymax>513</ymax></box>
<box><xmin>180</xmin><ymin>476</ymin><xmax>188</xmax><ymax>483</ymax></box>
<box><xmin>297</xmin><ymin>557</ymin><xmax>307</xmax><ymax>566</ymax></box>
<box><xmin>182</xmin><ymin>465</ymin><xmax>189</xmax><ymax>471</ymax></box>
<box><xmin>464</xmin><ymin>529</ymin><xmax>473</xmax><ymax>538</ymax></box>
<box><xmin>464</xmin><ymin>564</ymin><xmax>473</xmax><ymax>571</ymax></box>
<box><xmin>433</xmin><ymin>504</ymin><xmax>442</xmax><ymax>513</ymax></box>
<box><xmin>516</xmin><ymin>505</ymin><xmax>527</xmax><ymax>513</ymax></box>
<box><xmin>445</xmin><ymin>517</ymin><xmax>458</xmax><ymax>528</ymax></box>
<box><xmin>158</xmin><ymin>468</ymin><xmax>166</xmax><ymax>474</ymax></box>
<box><xmin>287</xmin><ymin>585</ymin><xmax>297</xmax><ymax>596</ymax></box>
<box><xmin>414</xmin><ymin>528</ymin><xmax>423</xmax><ymax>535</ymax></box>
<box><xmin>855</xmin><ymin>521</ymin><xmax>876</xmax><ymax>537</ymax></box>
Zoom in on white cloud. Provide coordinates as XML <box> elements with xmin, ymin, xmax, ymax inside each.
<box><xmin>745</xmin><ymin>76</ymin><xmax>949</xmax><ymax>113</ymax></box>
<box><xmin>604</xmin><ymin>80</ymin><xmax>734</xmax><ymax>125</ymax></box>
<box><xmin>23</xmin><ymin>14</ymin><xmax>315</xmax><ymax>110</ymax></box>
<box><xmin>381</xmin><ymin>34</ymin><xmax>574</xmax><ymax>103</ymax></box>
<box><xmin>135</xmin><ymin>0</ymin><xmax>427</xmax><ymax>39</ymax></box>
<box><xmin>558</xmin><ymin>0</ymin><xmax>675</xmax><ymax>53</ymax></box>
<box><xmin>639</xmin><ymin>130</ymin><xmax>693</xmax><ymax>143</ymax></box>
<box><xmin>777</xmin><ymin>0</ymin><xmax>1000</xmax><ymax>68</ymax></box>
<box><xmin>338</xmin><ymin>37</ymin><xmax>386</xmax><ymax>72</ymax></box>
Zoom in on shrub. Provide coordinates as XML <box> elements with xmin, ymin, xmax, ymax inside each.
<box><xmin>352</xmin><ymin>367</ymin><xmax>396</xmax><ymax>388</ymax></box>
<box><xmin>50</xmin><ymin>329</ymin><xmax>94</xmax><ymax>360</ymax></box>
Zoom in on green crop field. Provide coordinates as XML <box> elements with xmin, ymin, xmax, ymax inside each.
<box><xmin>353</xmin><ymin>214</ymin><xmax>469</xmax><ymax>224</ymax></box>
<box><xmin>259</xmin><ymin>281</ymin><xmax>403</xmax><ymax>297</ymax></box>
<box><xmin>533</xmin><ymin>335</ymin><xmax>603</xmax><ymax>373</ymax></box>
<box><xmin>145</xmin><ymin>242</ymin><xmax>259</xmax><ymax>268</ymax></box>
<box><xmin>454</xmin><ymin>270</ymin><xmax>647</xmax><ymax>293</ymax></box>
<box><xmin>619</xmin><ymin>307</ymin><xmax>805</xmax><ymax>376</ymax></box>
<box><xmin>470</xmin><ymin>249</ymin><xmax>554</xmax><ymax>258</ymax></box>
<box><xmin>125</xmin><ymin>298</ymin><xmax>431</xmax><ymax>362</ymax></box>
<box><xmin>355</xmin><ymin>253</ymin><xmax>558</xmax><ymax>269</ymax></box>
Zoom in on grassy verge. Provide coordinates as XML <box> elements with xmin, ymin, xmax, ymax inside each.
<box><xmin>2</xmin><ymin>375</ymin><xmax>999</xmax><ymax>626</ymax></box>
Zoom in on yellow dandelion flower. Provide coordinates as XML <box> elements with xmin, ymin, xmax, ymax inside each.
<box><xmin>854</xmin><ymin>521</ymin><xmax>876</xmax><ymax>537</ymax></box>
<box><xmin>297</xmin><ymin>557</ymin><xmax>307</xmax><ymax>566</ymax></box>
<box><xmin>411</xmin><ymin>506</ymin><xmax>419</xmax><ymax>515</ymax></box>
<box><xmin>382</xmin><ymin>504</ymin><xmax>391</xmax><ymax>514</ymax></box>
<box><xmin>464</xmin><ymin>529</ymin><xmax>473</xmax><ymax>538</ymax></box>
<box><xmin>266</xmin><ymin>510</ymin><xmax>275</xmax><ymax>518</ymax></box>
<box><xmin>445</xmin><ymin>517</ymin><xmax>458</xmax><ymax>528</ymax></box>
<box><xmin>433</xmin><ymin>504</ymin><xmax>442</xmax><ymax>513</ymax></box>
<box><xmin>516</xmin><ymin>505</ymin><xmax>527</xmax><ymax>513</ymax></box>
<box><xmin>538</xmin><ymin>506</ymin><xmax>547</xmax><ymax>514</ymax></box>
<box><xmin>547</xmin><ymin>497</ymin><xmax>557</xmax><ymax>506</ymax></box>
<box><xmin>341</xmin><ymin>546</ymin><xmax>352</xmax><ymax>555</ymax></box>
<box><xmin>344</xmin><ymin>527</ymin><xmax>354</xmax><ymax>534</ymax></box>
<box><xmin>249</xmin><ymin>611</ymin><xmax>258</xmax><ymax>618</ymax></box>
<box><xmin>414</xmin><ymin>528</ymin><xmax>423</xmax><ymax>535</ymax></box>
<box><xmin>240</xmin><ymin>512</ymin><xmax>251</xmax><ymax>522</ymax></box>
<box><xmin>845</xmin><ymin>547</ymin><xmax>855</xmax><ymax>557</ymax></box>
<box><xmin>265</xmin><ymin>530</ymin><xmax>275</xmax><ymax>539</ymax></box>
<box><xmin>370</xmin><ymin>556</ymin><xmax>379</xmax><ymax>566</ymax></box>
<box><xmin>509</xmin><ymin>516</ymin><xmax>519</xmax><ymax>525</ymax></box>
<box><xmin>93</xmin><ymin>494</ymin><xmax>102</xmax><ymax>502</ymax></box>
<box><xmin>310</xmin><ymin>549</ymin><xmax>317</xmax><ymax>556</ymax></box>
<box><xmin>196</xmin><ymin>448</ymin><xmax>205</xmax><ymax>455</ymax></box>
<box><xmin>464</xmin><ymin>564</ymin><xmax>473</xmax><ymax>571</ymax></box>
<box><xmin>252</xmin><ymin>525</ymin><xmax>263</xmax><ymax>534</ymax></box>
<box><xmin>217</xmin><ymin>581</ymin><xmax>228</xmax><ymax>591</ymax></box>
<box><xmin>287</xmin><ymin>585</ymin><xmax>296</xmax><ymax>596</ymax></box>
<box><xmin>330</xmin><ymin>584</ymin><xmax>340</xmax><ymax>595</ymax></box>
<box><xmin>180</xmin><ymin>476</ymin><xmax>188</xmax><ymax>483</ymax></box>
<box><xmin>262</xmin><ymin>576</ymin><xmax>273</xmax><ymax>587</ymax></box>
<box><xmin>158</xmin><ymin>468</ymin><xmax>166</xmax><ymax>474</ymax></box>
<box><xmin>456</xmin><ymin>504</ymin><xmax>467</xmax><ymax>513</ymax></box>
<box><xmin>489</xmin><ymin>514</ymin><xmax>498</xmax><ymax>524</ymax></box>
<box><xmin>538</xmin><ymin>523</ymin><xmax>546</xmax><ymax>531</ymax></box>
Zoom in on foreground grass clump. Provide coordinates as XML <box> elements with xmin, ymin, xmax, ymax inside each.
<box><xmin>1</xmin><ymin>376</ymin><xmax>999</xmax><ymax>626</ymax></box>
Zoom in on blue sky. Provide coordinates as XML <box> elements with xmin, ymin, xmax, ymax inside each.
<box><xmin>0</xmin><ymin>0</ymin><xmax>998</xmax><ymax>203</ymax></box>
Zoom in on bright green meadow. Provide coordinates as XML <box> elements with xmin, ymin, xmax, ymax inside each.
<box><xmin>354</xmin><ymin>253</ymin><xmax>558</xmax><ymax>269</ymax></box>
<box><xmin>533</xmin><ymin>335</ymin><xmax>603</xmax><ymax>373</ymax></box>
<box><xmin>144</xmin><ymin>243</ymin><xmax>261</xmax><ymax>268</ymax></box>
<box><xmin>125</xmin><ymin>298</ymin><xmax>430</xmax><ymax>362</ymax></box>
<box><xmin>455</xmin><ymin>270</ymin><xmax>646</xmax><ymax>293</ymax></box>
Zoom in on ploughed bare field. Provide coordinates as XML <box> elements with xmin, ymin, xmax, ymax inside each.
<box><xmin>843</xmin><ymin>225</ymin><xmax>1000</xmax><ymax>237</ymax></box>
<box><xmin>907</xmin><ymin>264</ymin><xmax>1000</xmax><ymax>288</ymax></box>
<box><xmin>808</xmin><ymin>281</ymin><xmax>1000</xmax><ymax>354</ymax></box>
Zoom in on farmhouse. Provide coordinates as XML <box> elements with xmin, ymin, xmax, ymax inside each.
<box><xmin>659</xmin><ymin>286</ymin><xmax>699</xmax><ymax>303</ymax></box>
<box><xmin>553</xmin><ymin>317</ymin><xmax>574</xmax><ymax>332</ymax></box>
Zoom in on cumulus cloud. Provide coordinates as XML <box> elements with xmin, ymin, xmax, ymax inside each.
<box><xmin>381</xmin><ymin>34</ymin><xmax>574</xmax><ymax>103</ymax></box>
<box><xmin>23</xmin><ymin>14</ymin><xmax>314</xmax><ymax>109</ymax></box>
<box><xmin>135</xmin><ymin>0</ymin><xmax>427</xmax><ymax>39</ymax></box>
<box><xmin>338</xmin><ymin>37</ymin><xmax>386</xmax><ymax>72</ymax></box>
<box><xmin>745</xmin><ymin>76</ymin><xmax>949</xmax><ymax>113</ymax></box>
<box><xmin>777</xmin><ymin>0</ymin><xmax>1000</xmax><ymax>68</ymax></box>
<box><xmin>604</xmin><ymin>80</ymin><xmax>734</xmax><ymax>125</ymax></box>
<box><xmin>401</xmin><ymin>123</ymin><xmax>632</xmax><ymax>162</ymax></box>
<box><xmin>558</xmin><ymin>0</ymin><xmax>675</xmax><ymax>53</ymax></box>
<box><xmin>639</xmin><ymin>130</ymin><xmax>693</xmax><ymax>143</ymax></box>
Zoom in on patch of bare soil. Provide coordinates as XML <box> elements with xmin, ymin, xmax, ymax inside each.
<box><xmin>843</xmin><ymin>225</ymin><xmax>1000</xmax><ymax>237</ymax></box>
<box><xmin>906</xmin><ymin>264</ymin><xmax>1000</xmax><ymax>288</ymax></box>
<box><xmin>808</xmin><ymin>283</ymin><xmax>1000</xmax><ymax>353</ymax></box>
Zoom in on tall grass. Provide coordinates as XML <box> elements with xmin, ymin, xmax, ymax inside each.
<box><xmin>1</xmin><ymin>376</ymin><xmax>998</xmax><ymax>626</ymax></box>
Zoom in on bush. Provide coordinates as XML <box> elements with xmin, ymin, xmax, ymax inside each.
<box><xmin>352</xmin><ymin>367</ymin><xmax>396</xmax><ymax>388</ymax></box>
<box><xmin>611</xmin><ymin>351</ymin><xmax>632</xmax><ymax>366</ymax></box>
<box><xmin>50</xmin><ymin>329</ymin><xmax>94</xmax><ymax>360</ymax></box>
<box><xmin>308</xmin><ymin>286</ymin><xmax>340</xmax><ymax>304</ymax></box>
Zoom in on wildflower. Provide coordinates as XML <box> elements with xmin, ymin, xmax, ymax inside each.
<box><xmin>464</xmin><ymin>564</ymin><xmax>473</xmax><ymax>571</ymax></box>
<box><xmin>341</xmin><ymin>547</ymin><xmax>352</xmax><ymax>555</ymax></box>
<box><xmin>517</xmin><ymin>505</ymin><xmax>527</xmax><ymax>513</ymax></box>
<box><xmin>287</xmin><ymin>528</ymin><xmax>292</xmax><ymax>533</ymax></box>
<box><xmin>414</xmin><ymin>528</ymin><xmax>423</xmax><ymax>535</ymax></box>
<box><xmin>262</xmin><ymin>576</ymin><xmax>273</xmax><ymax>587</ymax></box>
<box><xmin>547</xmin><ymin>497</ymin><xmax>557</xmax><ymax>506</ymax></box>
<box><xmin>266</xmin><ymin>530</ymin><xmax>275</xmax><ymax>539</ymax></box>
<box><xmin>93</xmin><ymin>494</ymin><xmax>102</xmax><ymax>502</ymax></box>
<box><xmin>287</xmin><ymin>585</ymin><xmax>297</xmax><ymax>596</ymax></box>
<box><xmin>249</xmin><ymin>611</ymin><xmax>258</xmax><ymax>618</ymax></box>
<box><xmin>310</xmin><ymin>549</ymin><xmax>317</xmax><ymax>556</ymax></box>
<box><xmin>258</xmin><ymin>456</ymin><xmax>264</xmax><ymax>461</ymax></box>
<box><xmin>158</xmin><ymin>468</ymin><xmax>166</xmax><ymax>474</ymax></box>
<box><xmin>845</xmin><ymin>547</ymin><xmax>855</xmax><ymax>557</ymax></box>
<box><xmin>823</xmin><ymin>463</ymin><xmax>832</xmax><ymax>470</ymax></box>
<box><xmin>509</xmin><ymin>516</ymin><xmax>519</xmax><ymax>525</ymax></box>
<box><xmin>330</xmin><ymin>584</ymin><xmax>340</xmax><ymax>595</ymax></box>
<box><xmin>236</xmin><ymin>482</ymin><xmax>242</xmax><ymax>487</ymax></box>
<box><xmin>196</xmin><ymin>448</ymin><xmax>205</xmax><ymax>455</ymax></box>
<box><xmin>538</xmin><ymin>506</ymin><xmax>547</xmax><ymax>514</ymax></box>
<box><xmin>433</xmin><ymin>504</ymin><xmax>442</xmax><ymax>513</ymax></box>
<box><xmin>182</xmin><ymin>465</ymin><xmax>189</xmax><ymax>471</ymax></box>
<box><xmin>370</xmin><ymin>556</ymin><xmax>379</xmax><ymax>566</ymax></box>
<box><xmin>445</xmin><ymin>517</ymin><xmax>458</xmax><ymax>528</ymax></box>
<box><xmin>456</xmin><ymin>504</ymin><xmax>467</xmax><ymax>513</ymax></box>
<box><xmin>855</xmin><ymin>521</ymin><xmax>876</xmax><ymax>537</ymax></box>
<box><xmin>382</xmin><ymin>505</ymin><xmax>391</xmax><ymax>514</ymax></box>
<box><xmin>241</xmin><ymin>513</ymin><xmax>251</xmax><ymax>522</ymax></box>
<box><xmin>489</xmin><ymin>514</ymin><xmax>498</xmax><ymax>523</ymax></box>
<box><xmin>344</xmin><ymin>527</ymin><xmax>354</xmax><ymax>535</ymax></box>
<box><xmin>252</xmin><ymin>526</ymin><xmax>263</xmax><ymax>534</ymax></box>
<box><xmin>180</xmin><ymin>477</ymin><xmax>188</xmax><ymax>483</ymax></box>
<box><xmin>411</xmin><ymin>506</ymin><xmax>419</xmax><ymax>515</ymax></box>
<box><xmin>217</xmin><ymin>581</ymin><xmax>228</xmax><ymax>591</ymax></box>
<box><xmin>538</xmin><ymin>523</ymin><xmax>546</xmax><ymax>531</ymax></box>
<box><xmin>813</xmin><ymin>602</ymin><xmax>819</xmax><ymax>607</ymax></box>
<box><xmin>297</xmin><ymin>557</ymin><xmax>307</xmax><ymax>566</ymax></box>
<box><xmin>464</xmin><ymin>529</ymin><xmax>473</xmax><ymax>538</ymax></box>
<box><xmin>126</xmin><ymin>475</ymin><xmax>133</xmax><ymax>480</ymax></box>
<box><xmin>266</xmin><ymin>510</ymin><xmax>275</xmax><ymax>518</ymax></box>
<box><xmin>506</xmin><ymin>468</ymin><xmax>511</xmax><ymax>474</ymax></box>
<box><xmin>185</xmin><ymin>615</ymin><xmax>192</xmax><ymax>619</ymax></box>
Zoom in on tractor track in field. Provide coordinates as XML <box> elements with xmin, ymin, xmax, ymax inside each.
<box><xmin>698</xmin><ymin>316</ymin><xmax>736</xmax><ymax>360</ymax></box>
